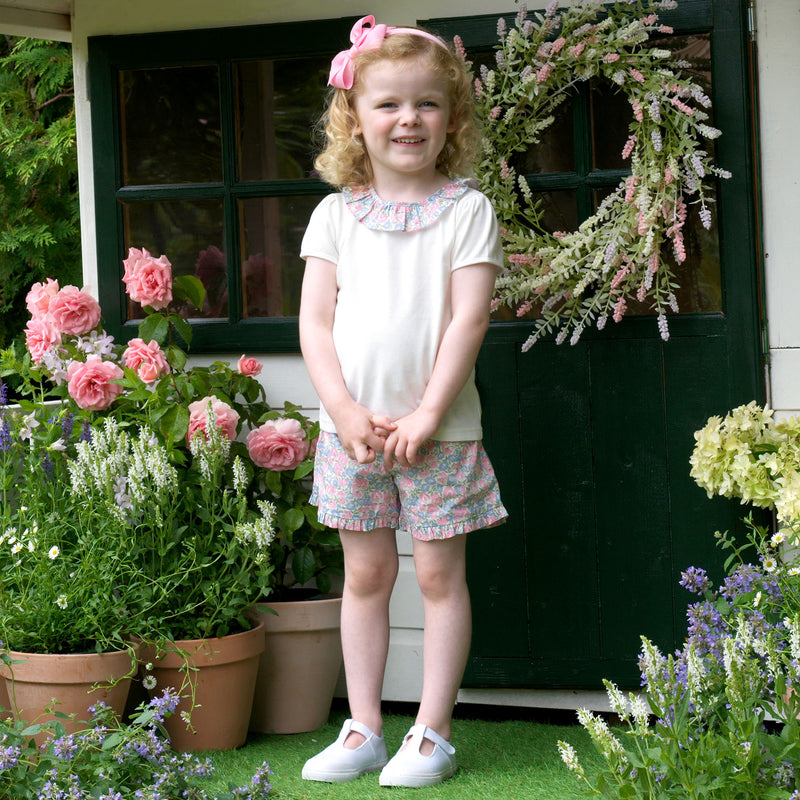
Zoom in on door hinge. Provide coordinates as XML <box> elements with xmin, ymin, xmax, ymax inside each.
<box><xmin>747</xmin><ymin>0</ymin><xmax>757</xmax><ymax>43</ymax></box>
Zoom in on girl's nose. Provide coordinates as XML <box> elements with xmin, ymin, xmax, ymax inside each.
<box><xmin>399</xmin><ymin>105</ymin><xmax>420</xmax><ymax>125</ymax></box>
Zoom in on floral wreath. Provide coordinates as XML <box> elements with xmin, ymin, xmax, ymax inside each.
<box><xmin>464</xmin><ymin>0</ymin><xmax>728</xmax><ymax>349</ymax></box>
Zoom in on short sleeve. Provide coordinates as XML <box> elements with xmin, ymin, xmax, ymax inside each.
<box><xmin>300</xmin><ymin>194</ymin><xmax>341</xmax><ymax>264</ymax></box>
<box><xmin>450</xmin><ymin>190</ymin><xmax>504</xmax><ymax>271</ymax></box>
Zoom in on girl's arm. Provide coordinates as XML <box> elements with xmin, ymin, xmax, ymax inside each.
<box><xmin>299</xmin><ymin>256</ymin><xmax>393</xmax><ymax>464</ymax></box>
<box><xmin>382</xmin><ymin>262</ymin><xmax>497</xmax><ymax>468</ymax></box>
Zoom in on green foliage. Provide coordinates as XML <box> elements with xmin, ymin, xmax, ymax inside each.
<box><xmin>258</xmin><ymin>403</ymin><xmax>344</xmax><ymax>600</ymax></box>
<box><xmin>0</xmin><ymin>37</ymin><xmax>81</xmax><ymax>350</ymax></box>
<box><xmin>0</xmin><ymin>674</ymin><xmax>273</xmax><ymax>798</ymax></box>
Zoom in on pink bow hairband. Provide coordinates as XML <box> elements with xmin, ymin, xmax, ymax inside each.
<box><xmin>328</xmin><ymin>15</ymin><xmax>448</xmax><ymax>90</ymax></box>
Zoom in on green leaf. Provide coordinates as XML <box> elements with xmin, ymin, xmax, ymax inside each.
<box><xmin>166</xmin><ymin>344</ymin><xmax>187</xmax><ymax>372</ymax></box>
<box><xmin>265</xmin><ymin>470</ymin><xmax>282</xmax><ymax>496</ymax></box>
<box><xmin>138</xmin><ymin>313</ymin><xmax>169</xmax><ymax>345</ymax></box>
<box><xmin>159</xmin><ymin>403</ymin><xmax>190</xmax><ymax>442</ymax></box>
<box><xmin>168</xmin><ymin>312</ymin><xmax>193</xmax><ymax>347</ymax></box>
<box><xmin>173</xmin><ymin>274</ymin><xmax>206</xmax><ymax>311</ymax></box>
<box><xmin>291</xmin><ymin>546</ymin><xmax>316</xmax><ymax>585</ymax></box>
<box><xmin>294</xmin><ymin>460</ymin><xmax>315</xmax><ymax>480</ymax></box>
<box><xmin>282</xmin><ymin>507</ymin><xmax>305</xmax><ymax>534</ymax></box>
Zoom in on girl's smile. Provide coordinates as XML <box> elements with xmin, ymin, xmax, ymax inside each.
<box><xmin>353</xmin><ymin>59</ymin><xmax>455</xmax><ymax>200</ymax></box>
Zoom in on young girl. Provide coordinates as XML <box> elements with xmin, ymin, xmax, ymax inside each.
<box><xmin>298</xmin><ymin>15</ymin><xmax>507</xmax><ymax>788</ymax></box>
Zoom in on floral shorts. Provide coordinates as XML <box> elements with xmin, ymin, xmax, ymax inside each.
<box><xmin>310</xmin><ymin>432</ymin><xmax>508</xmax><ymax>541</ymax></box>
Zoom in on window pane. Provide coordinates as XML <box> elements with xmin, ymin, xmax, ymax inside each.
<box><xmin>239</xmin><ymin>193</ymin><xmax>327</xmax><ymax>317</ymax></box>
<box><xmin>511</xmin><ymin>94</ymin><xmax>575</xmax><ymax>175</ymax></box>
<box><xmin>120</xmin><ymin>66</ymin><xmax>222</xmax><ymax>185</ymax></box>
<box><xmin>534</xmin><ymin>189</ymin><xmax>578</xmax><ymax>235</ymax></box>
<box><xmin>590</xmin><ymin>79</ymin><xmax>632</xmax><ymax>171</ymax></box>
<box><xmin>236</xmin><ymin>58</ymin><xmax>330</xmax><ymax>181</ymax></box>
<box><xmin>123</xmin><ymin>198</ymin><xmax>227</xmax><ymax>319</ymax></box>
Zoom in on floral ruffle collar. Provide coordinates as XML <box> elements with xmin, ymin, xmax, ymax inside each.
<box><xmin>343</xmin><ymin>178</ymin><xmax>476</xmax><ymax>232</ymax></box>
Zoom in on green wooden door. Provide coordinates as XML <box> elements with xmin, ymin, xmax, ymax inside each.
<box><xmin>435</xmin><ymin>0</ymin><xmax>764</xmax><ymax>689</ymax></box>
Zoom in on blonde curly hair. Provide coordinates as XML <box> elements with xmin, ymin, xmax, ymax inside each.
<box><xmin>314</xmin><ymin>32</ymin><xmax>479</xmax><ymax>189</ymax></box>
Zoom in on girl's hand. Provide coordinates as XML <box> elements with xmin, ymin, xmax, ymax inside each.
<box><xmin>333</xmin><ymin>404</ymin><xmax>395</xmax><ymax>464</ymax></box>
<box><xmin>382</xmin><ymin>407</ymin><xmax>439</xmax><ymax>469</ymax></box>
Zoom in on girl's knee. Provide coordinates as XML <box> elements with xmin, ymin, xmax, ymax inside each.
<box><xmin>345</xmin><ymin>556</ymin><xmax>398</xmax><ymax>597</ymax></box>
<box><xmin>415</xmin><ymin>561</ymin><xmax>467</xmax><ymax>603</ymax></box>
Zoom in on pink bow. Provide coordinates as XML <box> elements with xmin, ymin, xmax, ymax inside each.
<box><xmin>328</xmin><ymin>16</ymin><xmax>388</xmax><ymax>90</ymax></box>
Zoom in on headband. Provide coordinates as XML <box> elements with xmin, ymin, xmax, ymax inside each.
<box><xmin>328</xmin><ymin>15</ymin><xmax>449</xmax><ymax>90</ymax></box>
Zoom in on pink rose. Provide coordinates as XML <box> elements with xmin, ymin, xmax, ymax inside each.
<box><xmin>186</xmin><ymin>395</ymin><xmax>240</xmax><ymax>443</ymax></box>
<box><xmin>122</xmin><ymin>247</ymin><xmax>173</xmax><ymax>311</ymax></box>
<box><xmin>123</xmin><ymin>338</ymin><xmax>171</xmax><ymax>384</ymax></box>
<box><xmin>25</xmin><ymin>278</ymin><xmax>60</xmax><ymax>319</ymax></box>
<box><xmin>25</xmin><ymin>318</ymin><xmax>61</xmax><ymax>363</ymax></box>
<box><xmin>48</xmin><ymin>286</ymin><xmax>102</xmax><ymax>336</ymax></box>
<box><xmin>246</xmin><ymin>417</ymin><xmax>309</xmax><ymax>471</ymax></box>
<box><xmin>66</xmin><ymin>356</ymin><xmax>124</xmax><ymax>410</ymax></box>
<box><xmin>237</xmin><ymin>355</ymin><xmax>263</xmax><ymax>377</ymax></box>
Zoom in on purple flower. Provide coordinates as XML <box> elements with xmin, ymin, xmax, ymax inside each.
<box><xmin>680</xmin><ymin>566</ymin><xmax>712</xmax><ymax>595</ymax></box>
<box><xmin>80</xmin><ymin>419</ymin><xmax>93</xmax><ymax>442</ymax></box>
<box><xmin>0</xmin><ymin>418</ymin><xmax>10</xmax><ymax>452</ymax></box>
<box><xmin>61</xmin><ymin>412</ymin><xmax>74</xmax><ymax>440</ymax></box>
<box><xmin>0</xmin><ymin>382</ymin><xmax>7</xmax><ymax>407</ymax></box>
<box><xmin>53</xmin><ymin>733</ymin><xmax>79</xmax><ymax>760</ymax></box>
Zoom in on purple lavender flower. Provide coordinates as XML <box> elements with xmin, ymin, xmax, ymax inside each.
<box><xmin>0</xmin><ymin>418</ymin><xmax>10</xmax><ymax>452</ymax></box>
<box><xmin>0</xmin><ymin>382</ymin><xmax>7</xmax><ymax>407</ymax></box>
<box><xmin>80</xmin><ymin>419</ymin><xmax>93</xmax><ymax>442</ymax></box>
<box><xmin>680</xmin><ymin>566</ymin><xmax>712</xmax><ymax>595</ymax></box>
<box><xmin>61</xmin><ymin>412</ymin><xmax>74</xmax><ymax>441</ymax></box>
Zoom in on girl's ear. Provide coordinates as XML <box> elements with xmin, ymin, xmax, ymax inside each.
<box><xmin>447</xmin><ymin>113</ymin><xmax>457</xmax><ymax>134</ymax></box>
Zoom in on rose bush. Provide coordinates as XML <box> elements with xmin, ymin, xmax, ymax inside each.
<box><xmin>1</xmin><ymin>246</ymin><xmax>342</xmax><ymax>642</ymax></box>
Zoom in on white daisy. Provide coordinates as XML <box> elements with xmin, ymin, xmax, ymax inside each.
<box><xmin>48</xmin><ymin>545</ymin><xmax>60</xmax><ymax>560</ymax></box>
<box><xmin>56</xmin><ymin>594</ymin><xmax>68</xmax><ymax>609</ymax></box>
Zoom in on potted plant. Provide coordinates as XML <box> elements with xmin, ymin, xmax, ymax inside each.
<box><xmin>0</xmin><ymin>249</ymin><xmax>285</xmax><ymax>750</ymax></box>
<box><xmin>0</xmin><ymin>398</ymin><xmax>140</xmax><ymax>739</ymax></box>
<box><xmin>245</xmin><ymin>408</ymin><xmax>347</xmax><ymax>734</ymax></box>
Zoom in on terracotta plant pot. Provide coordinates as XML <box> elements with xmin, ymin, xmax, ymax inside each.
<box><xmin>0</xmin><ymin>648</ymin><xmax>135</xmax><ymax>741</ymax></box>
<box><xmin>249</xmin><ymin>594</ymin><xmax>343</xmax><ymax>734</ymax></box>
<box><xmin>139</xmin><ymin>620</ymin><xmax>265</xmax><ymax>752</ymax></box>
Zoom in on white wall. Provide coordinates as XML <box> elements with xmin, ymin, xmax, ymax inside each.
<box><xmin>757</xmin><ymin>0</ymin><xmax>800</xmax><ymax>417</ymax></box>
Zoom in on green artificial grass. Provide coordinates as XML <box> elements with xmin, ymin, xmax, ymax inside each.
<box><xmin>205</xmin><ymin>704</ymin><xmax>601</xmax><ymax>799</ymax></box>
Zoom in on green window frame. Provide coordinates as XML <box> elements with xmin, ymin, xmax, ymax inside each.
<box><xmin>88</xmin><ymin>17</ymin><xmax>357</xmax><ymax>353</ymax></box>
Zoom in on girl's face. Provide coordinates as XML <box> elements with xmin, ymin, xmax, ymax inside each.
<box><xmin>352</xmin><ymin>58</ymin><xmax>454</xmax><ymax>193</ymax></box>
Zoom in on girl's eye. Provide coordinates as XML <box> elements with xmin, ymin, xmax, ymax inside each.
<box><xmin>420</xmin><ymin>101</ymin><xmax>438</xmax><ymax>108</ymax></box>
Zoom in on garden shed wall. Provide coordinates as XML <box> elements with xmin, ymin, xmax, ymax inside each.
<box><xmin>1</xmin><ymin>0</ymin><xmax>798</xmax><ymax>710</ymax></box>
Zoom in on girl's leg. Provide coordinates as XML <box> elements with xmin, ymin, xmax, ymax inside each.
<box><xmin>339</xmin><ymin>526</ymin><xmax>399</xmax><ymax>747</ymax></box>
<box><xmin>412</xmin><ymin>534</ymin><xmax>471</xmax><ymax>746</ymax></box>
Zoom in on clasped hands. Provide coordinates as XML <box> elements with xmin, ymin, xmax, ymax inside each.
<box><xmin>336</xmin><ymin>404</ymin><xmax>439</xmax><ymax>469</ymax></box>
